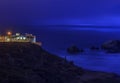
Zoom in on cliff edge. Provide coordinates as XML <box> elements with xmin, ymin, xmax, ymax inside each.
<box><xmin>0</xmin><ymin>42</ymin><xmax>119</xmax><ymax>83</ymax></box>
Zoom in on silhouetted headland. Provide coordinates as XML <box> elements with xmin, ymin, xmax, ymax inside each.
<box><xmin>0</xmin><ymin>42</ymin><xmax>120</xmax><ymax>83</ymax></box>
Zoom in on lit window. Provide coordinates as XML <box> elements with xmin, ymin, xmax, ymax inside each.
<box><xmin>6</xmin><ymin>38</ymin><xmax>10</xmax><ymax>42</ymax></box>
<box><xmin>16</xmin><ymin>33</ymin><xmax>20</xmax><ymax>36</ymax></box>
<box><xmin>17</xmin><ymin>37</ymin><xmax>20</xmax><ymax>39</ymax></box>
<box><xmin>23</xmin><ymin>37</ymin><xmax>26</xmax><ymax>40</ymax></box>
<box><xmin>20</xmin><ymin>37</ymin><xmax>22</xmax><ymax>39</ymax></box>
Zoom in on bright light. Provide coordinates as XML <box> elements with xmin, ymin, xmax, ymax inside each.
<box><xmin>23</xmin><ymin>37</ymin><xmax>26</xmax><ymax>40</ymax></box>
<box><xmin>7</xmin><ymin>32</ymin><xmax>12</xmax><ymax>35</ymax></box>
<box><xmin>20</xmin><ymin>37</ymin><xmax>22</xmax><ymax>39</ymax></box>
<box><xmin>17</xmin><ymin>37</ymin><xmax>20</xmax><ymax>39</ymax></box>
<box><xmin>6</xmin><ymin>38</ymin><xmax>10</xmax><ymax>42</ymax></box>
<box><xmin>16</xmin><ymin>33</ymin><xmax>20</xmax><ymax>36</ymax></box>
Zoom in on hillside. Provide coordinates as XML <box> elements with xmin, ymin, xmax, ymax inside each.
<box><xmin>0</xmin><ymin>42</ymin><xmax>119</xmax><ymax>83</ymax></box>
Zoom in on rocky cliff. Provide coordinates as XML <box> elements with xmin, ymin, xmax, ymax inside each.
<box><xmin>0</xmin><ymin>42</ymin><xmax>119</xmax><ymax>83</ymax></box>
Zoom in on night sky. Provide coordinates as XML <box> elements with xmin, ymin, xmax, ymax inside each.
<box><xmin>0</xmin><ymin>0</ymin><xmax>120</xmax><ymax>26</ymax></box>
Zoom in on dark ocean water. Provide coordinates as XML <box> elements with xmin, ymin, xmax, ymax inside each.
<box><xmin>27</xmin><ymin>26</ymin><xmax>120</xmax><ymax>51</ymax></box>
<box><xmin>15</xmin><ymin>26</ymin><xmax>120</xmax><ymax>75</ymax></box>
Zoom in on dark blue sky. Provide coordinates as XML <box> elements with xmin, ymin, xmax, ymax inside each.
<box><xmin>0</xmin><ymin>0</ymin><xmax>120</xmax><ymax>25</ymax></box>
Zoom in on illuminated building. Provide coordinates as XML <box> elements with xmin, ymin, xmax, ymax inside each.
<box><xmin>0</xmin><ymin>32</ymin><xmax>37</xmax><ymax>43</ymax></box>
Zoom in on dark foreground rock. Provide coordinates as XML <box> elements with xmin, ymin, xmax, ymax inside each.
<box><xmin>0</xmin><ymin>42</ymin><xmax>119</xmax><ymax>83</ymax></box>
<box><xmin>101</xmin><ymin>40</ymin><xmax>120</xmax><ymax>53</ymax></box>
<box><xmin>67</xmin><ymin>46</ymin><xmax>84</xmax><ymax>54</ymax></box>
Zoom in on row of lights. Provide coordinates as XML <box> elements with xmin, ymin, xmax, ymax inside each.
<box><xmin>16</xmin><ymin>37</ymin><xmax>26</xmax><ymax>40</ymax></box>
<box><xmin>7</xmin><ymin>32</ymin><xmax>26</xmax><ymax>40</ymax></box>
<box><xmin>7</xmin><ymin>32</ymin><xmax>34</xmax><ymax>36</ymax></box>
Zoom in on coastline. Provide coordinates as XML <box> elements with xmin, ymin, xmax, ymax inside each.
<box><xmin>0</xmin><ymin>42</ymin><xmax>119</xmax><ymax>83</ymax></box>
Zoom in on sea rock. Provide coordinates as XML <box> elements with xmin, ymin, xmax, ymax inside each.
<box><xmin>90</xmin><ymin>46</ymin><xmax>99</xmax><ymax>50</ymax></box>
<box><xmin>79</xmin><ymin>49</ymin><xmax>84</xmax><ymax>53</ymax></box>
<box><xmin>101</xmin><ymin>40</ymin><xmax>120</xmax><ymax>53</ymax></box>
<box><xmin>67</xmin><ymin>46</ymin><xmax>83</xmax><ymax>54</ymax></box>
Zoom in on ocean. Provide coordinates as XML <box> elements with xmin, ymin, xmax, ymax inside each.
<box><xmin>17</xmin><ymin>26</ymin><xmax>120</xmax><ymax>75</ymax></box>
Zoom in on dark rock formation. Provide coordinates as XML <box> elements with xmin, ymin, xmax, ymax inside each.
<box><xmin>0</xmin><ymin>42</ymin><xmax>119</xmax><ymax>83</ymax></box>
<box><xmin>101</xmin><ymin>40</ymin><xmax>120</xmax><ymax>53</ymax></box>
<box><xmin>79</xmin><ymin>49</ymin><xmax>84</xmax><ymax>53</ymax></box>
<box><xmin>67</xmin><ymin>46</ymin><xmax>84</xmax><ymax>54</ymax></box>
<box><xmin>90</xmin><ymin>46</ymin><xmax>99</xmax><ymax>50</ymax></box>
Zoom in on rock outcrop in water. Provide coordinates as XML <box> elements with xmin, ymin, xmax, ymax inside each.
<box><xmin>0</xmin><ymin>42</ymin><xmax>119</xmax><ymax>83</ymax></box>
<box><xmin>101</xmin><ymin>40</ymin><xmax>120</xmax><ymax>53</ymax></box>
<box><xmin>67</xmin><ymin>45</ymin><xmax>84</xmax><ymax>54</ymax></box>
<box><xmin>90</xmin><ymin>46</ymin><xmax>99</xmax><ymax>51</ymax></box>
